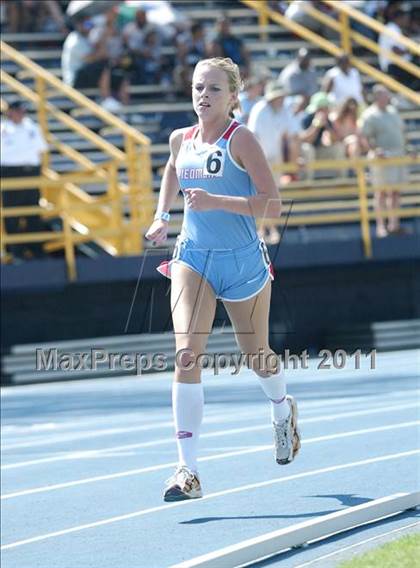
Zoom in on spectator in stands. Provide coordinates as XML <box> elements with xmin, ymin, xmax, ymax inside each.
<box><xmin>360</xmin><ymin>85</ymin><xmax>407</xmax><ymax>237</ymax></box>
<box><xmin>174</xmin><ymin>22</ymin><xmax>208</xmax><ymax>97</ymax></box>
<box><xmin>208</xmin><ymin>15</ymin><xmax>250</xmax><ymax>77</ymax></box>
<box><xmin>123</xmin><ymin>8</ymin><xmax>159</xmax><ymax>51</ymax></box>
<box><xmin>331</xmin><ymin>97</ymin><xmax>367</xmax><ymax>159</ymax></box>
<box><xmin>323</xmin><ymin>54</ymin><xmax>365</xmax><ymax>106</ymax></box>
<box><xmin>379</xmin><ymin>8</ymin><xmax>419</xmax><ymax>90</ymax></box>
<box><xmin>62</xmin><ymin>18</ymin><xmax>109</xmax><ymax>96</ymax></box>
<box><xmin>123</xmin><ymin>8</ymin><xmax>169</xmax><ymax>86</ymax></box>
<box><xmin>248</xmin><ymin>81</ymin><xmax>301</xmax><ymax>243</ymax></box>
<box><xmin>1</xmin><ymin>101</ymin><xmax>48</xmax><ymax>260</ymax></box>
<box><xmin>176</xmin><ymin>22</ymin><xmax>208</xmax><ymax>68</ymax></box>
<box><xmin>235</xmin><ymin>75</ymin><xmax>267</xmax><ymax>124</ymax></box>
<box><xmin>278</xmin><ymin>48</ymin><xmax>318</xmax><ymax>102</ymax></box>
<box><xmin>90</xmin><ymin>8</ymin><xmax>130</xmax><ymax>108</ymax></box>
<box><xmin>300</xmin><ymin>91</ymin><xmax>345</xmax><ymax>179</ymax></box>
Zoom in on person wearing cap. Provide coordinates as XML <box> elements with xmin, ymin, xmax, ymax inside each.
<box><xmin>360</xmin><ymin>85</ymin><xmax>407</xmax><ymax>237</ymax></box>
<box><xmin>300</xmin><ymin>91</ymin><xmax>345</xmax><ymax>179</ymax></box>
<box><xmin>1</xmin><ymin>100</ymin><xmax>48</xmax><ymax>259</ymax></box>
<box><xmin>278</xmin><ymin>48</ymin><xmax>318</xmax><ymax>101</ymax></box>
<box><xmin>248</xmin><ymin>81</ymin><xmax>301</xmax><ymax>243</ymax></box>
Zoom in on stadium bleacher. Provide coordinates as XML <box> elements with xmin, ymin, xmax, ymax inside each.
<box><xmin>1</xmin><ymin>0</ymin><xmax>419</xmax><ymax>256</ymax></box>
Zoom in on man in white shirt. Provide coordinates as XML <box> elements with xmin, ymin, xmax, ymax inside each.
<box><xmin>248</xmin><ymin>82</ymin><xmax>301</xmax><ymax>173</ymax></box>
<box><xmin>248</xmin><ymin>82</ymin><xmax>301</xmax><ymax>243</ymax></box>
<box><xmin>1</xmin><ymin>101</ymin><xmax>48</xmax><ymax>259</ymax></box>
<box><xmin>378</xmin><ymin>9</ymin><xmax>418</xmax><ymax>89</ymax></box>
<box><xmin>323</xmin><ymin>54</ymin><xmax>365</xmax><ymax>106</ymax></box>
<box><xmin>61</xmin><ymin>16</ymin><xmax>119</xmax><ymax>107</ymax></box>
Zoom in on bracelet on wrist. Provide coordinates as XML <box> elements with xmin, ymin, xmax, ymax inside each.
<box><xmin>154</xmin><ymin>211</ymin><xmax>170</xmax><ymax>222</ymax></box>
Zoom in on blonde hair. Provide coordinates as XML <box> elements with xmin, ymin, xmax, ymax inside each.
<box><xmin>194</xmin><ymin>57</ymin><xmax>243</xmax><ymax>114</ymax></box>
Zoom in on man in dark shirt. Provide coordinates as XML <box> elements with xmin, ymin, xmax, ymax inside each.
<box><xmin>209</xmin><ymin>15</ymin><xmax>250</xmax><ymax>76</ymax></box>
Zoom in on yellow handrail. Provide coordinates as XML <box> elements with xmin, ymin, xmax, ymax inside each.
<box><xmin>240</xmin><ymin>0</ymin><xmax>420</xmax><ymax>105</ymax></box>
<box><xmin>3</xmin><ymin>155</ymin><xmax>418</xmax><ymax>273</ymax></box>
<box><xmin>304</xmin><ymin>2</ymin><xmax>420</xmax><ymax>79</ymax></box>
<box><xmin>1</xmin><ymin>39</ymin><xmax>155</xmax><ymax>276</ymax></box>
<box><xmin>0</xmin><ymin>41</ymin><xmax>149</xmax><ymax>145</ymax></box>
<box><xmin>324</xmin><ymin>0</ymin><xmax>420</xmax><ymax>55</ymax></box>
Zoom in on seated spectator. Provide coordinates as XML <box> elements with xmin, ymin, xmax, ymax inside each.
<box><xmin>235</xmin><ymin>75</ymin><xmax>267</xmax><ymax>124</ymax></box>
<box><xmin>331</xmin><ymin>97</ymin><xmax>367</xmax><ymax>159</ymax></box>
<box><xmin>208</xmin><ymin>15</ymin><xmax>250</xmax><ymax>77</ymax></box>
<box><xmin>62</xmin><ymin>17</ymin><xmax>118</xmax><ymax>108</ymax></box>
<box><xmin>323</xmin><ymin>54</ymin><xmax>365</xmax><ymax>106</ymax></box>
<box><xmin>248</xmin><ymin>82</ymin><xmax>301</xmax><ymax>244</ymax></box>
<box><xmin>360</xmin><ymin>85</ymin><xmax>407</xmax><ymax>237</ymax></box>
<box><xmin>285</xmin><ymin>1</ymin><xmax>337</xmax><ymax>38</ymax></box>
<box><xmin>300</xmin><ymin>92</ymin><xmax>345</xmax><ymax>179</ymax></box>
<box><xmin>278</xmin><ymin>48</ymin><xmax>318</xmax><ymax>102</ymax></box>
<box><xmin>123</xmin><ymin>8</ymin><xmax>169</xmax><ymax>86</ymax></box>
<box><xmin>90</xmin><ymin>8</ymin><xmax>130</xmax><ymax>108</ymax></box>
<box><xmin>123</xmin><ymin>8</ymin><xmax>160</xmax><ymax>53</ymax></box>
<box><xmin>174</xmin><ymin>22</ymin><xmax>209</xmax><ymax>98</ymax></box>
<box><xmin>379</xmin><ymin>8</ymin><xmax>419</xmax><ymax>90</ymax></box>
<box><xmin>176</xmin><ymin>22</ymin><xmax>208</xmax><ymax>67</ymax></box>
<box><xmin>1</xmin><ymin>101</ymin><xmax>48</xmax><ymax>260</ymax></box>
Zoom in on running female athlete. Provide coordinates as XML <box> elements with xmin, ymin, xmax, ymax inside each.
<box><xmin>145</xmin><ymin>58</ymin><xmax>300</xmax><ymax>502</ymax></box>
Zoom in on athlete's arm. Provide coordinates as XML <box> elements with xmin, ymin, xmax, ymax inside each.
<box><xmin>145</xmin><ymin>129</ymin><xmax>183</xmax><ymax>244</ymax></box>
<box><xmin>156</xmin><ymin>129</ymin><xmax>183</xmax><ymax>212</ymax></box>
<box><xmin>185</xmin><ymin>127</ymin><xmax>281</xmax><ymax>220</ymax></box>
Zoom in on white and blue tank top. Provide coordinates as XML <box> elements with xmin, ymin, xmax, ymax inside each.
<box><xmin>175</xmin><ymin>120</ymin><xmax>258</xmax><ymax>250</ymax></box>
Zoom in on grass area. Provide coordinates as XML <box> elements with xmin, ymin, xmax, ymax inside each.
<box><xmin>338</xmin><ymin>532</ymin><xmax>420</xmax><ymax>568</ymax></box>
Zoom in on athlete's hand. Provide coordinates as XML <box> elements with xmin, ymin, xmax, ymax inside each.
<box><xmin>184</xmin><ymin>188</ymin><xmax>216</xmax><ymax>211</ymax></box>
<box><xmin>145</xmin><ymin>219</ymin><xmax>168</xmax><ymax>246</ymax></box>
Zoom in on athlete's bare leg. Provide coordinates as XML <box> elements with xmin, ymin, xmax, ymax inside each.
<box><xmin>223</xmin><ymin>279</ymin><xmax>275</xmax><ymax>376</ymax></box>
<box><xmin>224</xmin><ymin>279</ymin><xmax>300</xmax><ymax>463</ymax></box>
<box><xmin>171</xmin><ymin>262</ymin><xmax>217</xmax><ymax>383</ymax></box>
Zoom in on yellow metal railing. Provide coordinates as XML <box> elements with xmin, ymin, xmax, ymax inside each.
<box><xmin>1</xmin><ymin>40</ymin><xmax>154</xmax><ymax>280</ymax></box>
<box><xmin>272</xmin><ymin>155</ymin><xmax>420</xmax><ymax>258</ymax></box>
<box><xmin>2</xmin><ymin>156</ymin><xmax>419</xmax><ymax>271</ymax></box>
<box><xmin>242</xmin><ymin>0</ymin><xmax>420</xmax><ymax>105</ymax></box>
<box><xmin>162</xmin><ymin>154</ymin><xmax>419</xmax><ymax>259</ymax></box>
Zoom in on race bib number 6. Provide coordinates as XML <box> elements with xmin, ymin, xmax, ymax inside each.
<box><xmin>205</xmin><ymin>149</ymin><xmax>226</xmax><ymax>177</ymax></box>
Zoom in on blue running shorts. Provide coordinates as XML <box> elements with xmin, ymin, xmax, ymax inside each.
<box><xmin>157</xmin><ymin>237</ymin><xmax>274</xmax><ymax>302</ymax></box>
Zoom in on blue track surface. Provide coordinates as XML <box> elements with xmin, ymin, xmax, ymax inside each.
<box><xmin>1</xmin><ymin>349</ymin><xmax>419</xmax><ymax>568</ymax></box>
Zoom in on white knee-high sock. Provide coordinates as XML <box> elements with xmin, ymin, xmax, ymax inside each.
<box><xmin>172</xmin><ymin>382</ymin><xmax>204</xmax><ymax>473</ymax></box>
<box><xmin>256</xmin><ymin>371</ymin><xmax>290</xmax><ymax>422</ymax></box>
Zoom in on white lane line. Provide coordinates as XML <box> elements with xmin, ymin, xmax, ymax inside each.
<box><xmin>294</xmin><ymin>521</ymin><xmax>420</xmax><ymax>567</ymax></box>
<box><xmin>2</xmin><ymin>402</ymin><xmax>418</xmax><ymax>471</ymax></box>
<box><xmin>2</xmin><ymin>389</ymin><xmax>419</xmax><ymax>447</ymax></box>
<box><xmin>2</xmin><ymin>421</ymin><xmax>419</xmax><ymax>500</ymax></box>
<box><xmin>1</xmin><ymin>450</ymin><xmax>418</xmax><ymax>551</ymax></box>
<box><xmin>0</xmin><ymin>410</ymin><xmax>264</xmax><ymax>451</ymax></box>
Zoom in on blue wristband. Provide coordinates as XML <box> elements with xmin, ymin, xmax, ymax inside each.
<box><xmin>154</xmin><ymin>211</ymin><xmax>170</xmax><ymax>222</ymax></box>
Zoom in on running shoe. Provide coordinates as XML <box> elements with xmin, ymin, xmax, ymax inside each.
<box><xmin>273</xmin><ymin>395</ymin><xmax>301</xmax><ymax>464</ymax></box>
<box><xmin>163</xmin><ymin>466</ymin><xmax>203</xmax><ymax>502</ymax></box>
